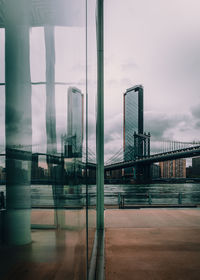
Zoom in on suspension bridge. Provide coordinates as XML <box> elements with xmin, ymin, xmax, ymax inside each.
<box><xmin>104</xmin><ymin>140</ymin><xmax>200</xmax><ymax>171</ymax></box>
<box><xmin>1</xmin><ymin>140</ymin><xmax>200</xmax><ymax>174</ymax></box>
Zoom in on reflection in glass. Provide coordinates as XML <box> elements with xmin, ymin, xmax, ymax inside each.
<box><xmin>0</xmin><ymin>28</ymin><xmax>5</xmax><ymax>83</ymax></box>
<box><xmin>0</xmin><ymin>1</ymin><xmax>97</xmax><ymax>279</ymax></box>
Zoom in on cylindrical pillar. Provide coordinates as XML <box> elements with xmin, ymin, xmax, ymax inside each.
<box><xmin>5</xmin><ymin>0</ymin><xmax>32</xmax><ymax>245</ymax></box>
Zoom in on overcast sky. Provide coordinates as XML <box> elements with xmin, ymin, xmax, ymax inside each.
<box><xmin>104</xmin><ymin>0</ymin><xmax>200</xmax><ymax>161</ymax></box>
<box><xmin>0</xmin><ymin>0</ymin><xmax>200</xmax><ymax>164</ymax></box>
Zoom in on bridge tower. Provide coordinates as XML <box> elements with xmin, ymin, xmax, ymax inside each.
<box><xmin>133</xmin><ymin>132</ymin><xmax>151</xmax><ymax>183</ymax></box>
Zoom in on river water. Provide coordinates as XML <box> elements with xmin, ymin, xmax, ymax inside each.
<box><xmin>1</xmin><ymin>183</ymin><xmax>200</xmax><ymax>207</ymax></box>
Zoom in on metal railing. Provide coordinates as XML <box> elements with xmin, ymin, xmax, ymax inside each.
<box><xmin>116</xmin><ymin>191</ymin><xmax>200</xmax><ymax>208</ymax></box>
<box><xmin>1</xmin><ymin>190</ymin><xmax>200</xmax><ymax>209</ymax></box>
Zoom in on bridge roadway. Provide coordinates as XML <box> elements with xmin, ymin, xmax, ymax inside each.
<box><xmin>2</xmin><ymin>145</ymin><xmax>200</xmax><ymax>171</ymax></box>
<box><xmin>104</xmin><ymin>145</ymin><xmax>200</xmax><ymax>171</ymax></box>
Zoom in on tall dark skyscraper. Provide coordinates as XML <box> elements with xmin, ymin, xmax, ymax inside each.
<box><xmin>123</xmin><ymin>85</ymin><xmax>143</xmax><ymax>161</ymax></box>
<box><xmin>66</xmin><ymin>87</ymin><xmax>84</xmax><ymax>158</ymax></box>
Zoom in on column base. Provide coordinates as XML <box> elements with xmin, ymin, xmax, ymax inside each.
<box><xmin>3</xmin><ymin>209</ymin><xmax>31</xmax><ymax>245</ymax></box>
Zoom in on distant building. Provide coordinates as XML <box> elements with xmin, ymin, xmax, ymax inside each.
<box><xmin>123</xmin><ymin>85</ymin><xmax>143</xmax><ymax>161</ymax></box>
<box><xmin>192</xmin><ymin>157</ymin><xmax>200</xmax><ymax>177</ymax></box>
<box><xmin>159</xmin><ymin>159</ymin><xmax>186</xmax><ymax>178</ymax></box>
<box><xmin>63</xmin><ymin>87</ymin><xmax>84</xmax><ymax>158</ymax></box>
<box><xmin>110</xmin><ymin>168</ymin><xmax>122</xmax><ymax>179</ymax></box>
<box><xmin>151</xmin><ymin>163</ymin><xmax>161</xmax><ymax>179</ymax></box>
<box><xmin>186</xmin><ymin>166</ymin><xmax>193</xmax><ymax>178</ymax></box>
<box><xmin>0</xmin><ymin>166</ymin><xmax>6</xmax><ymax>182</ymax></box>
<box><xmin>31</xmin><ymin>154</ymin><xmax>39</xmax><ymax>179</ymax></box>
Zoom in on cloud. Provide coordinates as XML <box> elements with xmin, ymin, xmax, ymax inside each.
<box><xmin>144</xmin><ymin>111</ymin><xmax>194</xmax><ymax>142</ymax></box>
<box><xmin>145</xmin><ymin>112</ymin><xmax>178</xmax><ymax>139</ymax></box>
<box><xmin>195</xmin><ymin>121</ymin><xmax>200</xmax><ymax>129</ymax></box>
<box><xmin>144</xmin><ymin>111</ymin><xmax>197</xmax><ymax>153</ymax></box>
<box><xmin>191</xmin><ymin>104</ymin><xmax>200</xmax><ymax>120</ymax></box>
<box><xmin>190</xmin><ymin>103</ymin><xmax>200</xmax><ymax>131</ymax></box>
<box><xmin>104</xmin><ymin>109</ymin><xmax>196</xmax><ymax>159</ymax></box>
<box><xmin>104</xmin><ymin>133</ymin><xmax>114</xmax><ymax>144</ymax></box>
<box><xmin>155</xmin><ymin>36</ymin><xmax>200</xmax><ymax>95</ymax></box>
<box><xmin>105</xmin><ymin>113</ymin><xmax>122</xmax><ymax>141</ymax></box>
<box><xmin>121</xmin><ymin>61</ymin><xmax>139</xmax><ymax>71</ymax></box>
<box><xmin>104</xmin><ymin>138</ymin><xmax>123</xmax><ymax>163</ymax></box>
<box><xmin>104</xmin><ymin>113</ymin><xmax>123</xmax><ymax>159</ymax></box>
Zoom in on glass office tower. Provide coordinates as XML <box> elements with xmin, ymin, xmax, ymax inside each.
<box><xmin>123</xmin><ymin>85</ymin><xmax>143</xmax><ymax>161</ymax></box>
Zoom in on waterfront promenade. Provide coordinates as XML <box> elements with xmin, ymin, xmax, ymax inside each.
<box><xmin>105</xmin><ymin>208</ymin><xmax>200</xmax><ymax>280</ymax></box>
<box><xmin>1</xmin><ymin>208</ymin><xmax>200</xmax><ymax>279</ymax></box>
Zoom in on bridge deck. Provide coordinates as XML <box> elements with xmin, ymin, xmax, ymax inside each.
<box><xmin>105</xmin><ymin>145</ymin><xmax>200</xmax><ymax>170</ymax></box>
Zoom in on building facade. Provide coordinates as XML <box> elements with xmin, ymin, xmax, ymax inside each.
<box><xmin>192</xmin><ymin>157</ymin><xmax>200</xmax><ymax>177</ymax></box>
<box><xmin>159</xmin><ymin>159</ymin><xmax>186</xmax><ymax>178</ymax></box>
<box><xmin>151</xmin><ymin>163</ymin><xmax>161</xmax><ymax>179</ymax></box>
<box><xmin>123</xmin><ymin>85</ymin><xmax>143</xmax><ymax>161</ymax></box>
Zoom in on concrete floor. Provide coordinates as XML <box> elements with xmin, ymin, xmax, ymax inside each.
<box><xmin>105</xmin><ymin>209</ymin><xmax>200</xmax><ymax>280</ymax></box>
<box><xmin>0</xmin><ymin>209</ymin><xmax>96</xmax><ymax>280</ymax></box>
<box><xmin>0</xmin><ymin>229</ymin><xmax>87</xmax><ymax>280</ymax></box>
<box><xmin>1</xmin><ymin>209</ymin><xmax>200</xmax><ymax>279</ymax></box>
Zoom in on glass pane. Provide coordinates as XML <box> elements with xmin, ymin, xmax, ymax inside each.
<box><xmin>32</xmin><ymin>85</ymin><xmax>46</xmax><ymax>153</ymax></box>
<box><xmin>0</xmin><ymin>86</ymin><xmax>5</xmax><ymax>153</ymax></box>
<box><xmin>0</xmin><ymin>29</ymin><xmax>5</xmax><ymax>83</ymax></box>
<box><xmin>0</xmin><ymin>1</ymin><xmax>92</xmax><ymax>280</ymax></box>
<box><xmin>0</xmin><ymin>86</ymin><xmax>5</xmax><ymax>212</ymax></box>
<box><xmin>55</xmin><ymin>27</ymin><xmax>86</xmax><ymax>84</ymax></box>
<box><xmin>30</xmin><ymin>27</ymin><xmax>45</xmax><ymax>82</ymax></box>
<box><xmin>87</xmin><ymin>0</ymin><xmax>97</xmax><ymax>263</ymax></box>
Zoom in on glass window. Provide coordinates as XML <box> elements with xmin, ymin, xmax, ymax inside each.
<box><xmin>0</xmin><ymin>28</ymin><xmax>5</xmax><ymax>83</ymax></box>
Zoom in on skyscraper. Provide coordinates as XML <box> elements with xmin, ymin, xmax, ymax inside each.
<box><xmin>123</xmin><ymin>85</ymin><xmax>143</xmax><ymax>161</ymax></box>
<box><xmin>66</xmin><ymin>87</ymin><xmax>84</xmax><ymax>158</ymax></box>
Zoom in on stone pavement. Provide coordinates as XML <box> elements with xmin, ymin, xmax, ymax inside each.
<box><xmin>105</xmin><ymin>209</ymin><xmax>200</xmax><ymax>280</ymax></box>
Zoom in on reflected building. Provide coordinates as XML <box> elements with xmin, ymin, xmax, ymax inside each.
<box><xmin>123</xmin><ymin>85</ymin><xmax>143</xmax><ymax>161</ymax></box>
<box><xmin>63</xmin><ymin>87</ymin><xmax>84</xmax><ymax>158</ymax></box>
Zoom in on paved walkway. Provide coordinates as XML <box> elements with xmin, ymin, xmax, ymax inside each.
<box><xmin>0</xmin><ymin>209</ymin><xmax>96</xmax><ymax>280</ymax></box>
<box><xmin>105</xmin><ymin>209</ymin><xmax>200</xmax><ymax>280</ymax></box>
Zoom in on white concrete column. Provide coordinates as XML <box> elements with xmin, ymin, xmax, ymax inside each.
<box><xmin>5</xmin><ymin>0</ymin><xmax>32</xmax><ymax>245</ymax></box>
